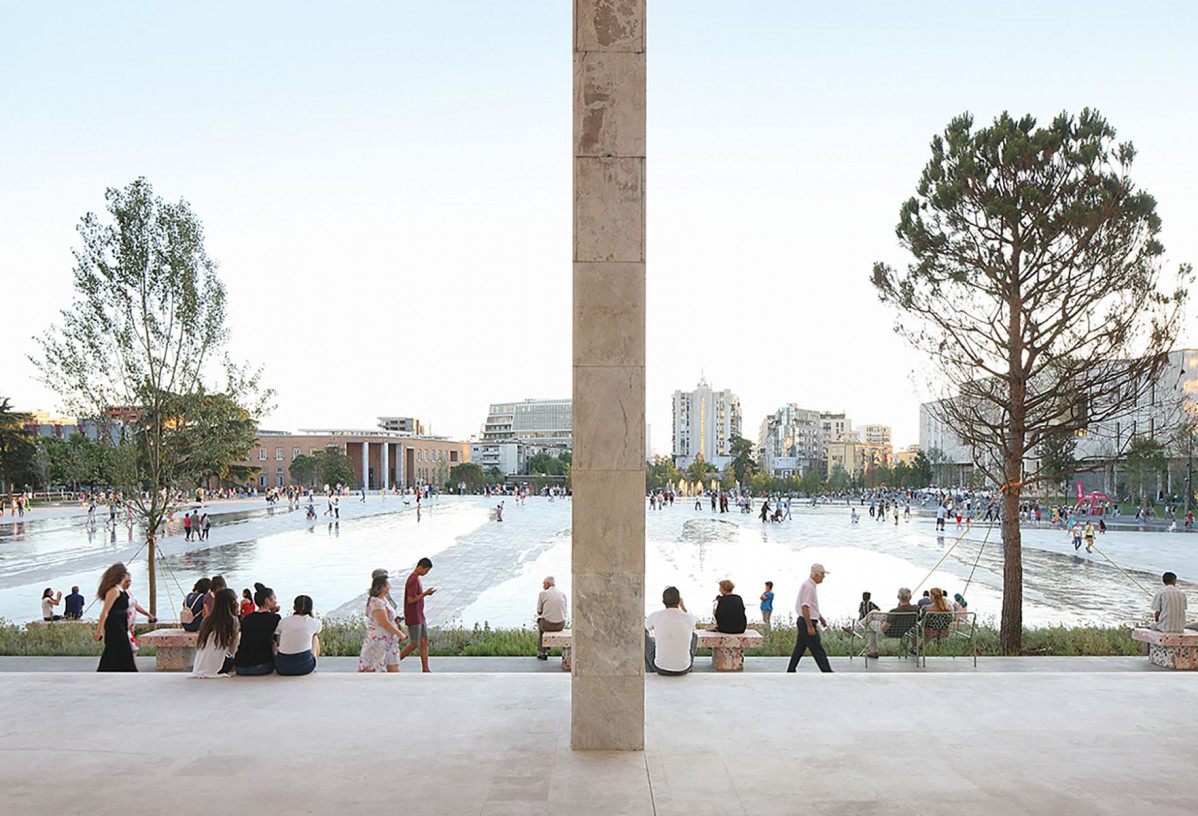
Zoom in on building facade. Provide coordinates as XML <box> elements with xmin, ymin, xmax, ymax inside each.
<box><xmin>471</xmin><ymin>398</ymin><xmax>573</xmax><ymax>476</ymax></box>
<box><xmin>757</xmin><ymin>405</ymin><xmax>823</xmax><ymax>478</ymax></box>
<box><xmin>249</xmin><ymin>430</ymin><xmax>470</xmax><ymax>491</ymax></box>
<box><xmin>918</xmin><ymin>348</ymin><xmax>1198</xmax><ymax>492</ymax></box>
<box><xmin>21</xmin><ymin>410</ymin><xmax>112</xmax><ymax>442</ymax></box>
<box><xmin>672</xmin><ymin>378</ymin><xmax>742</xmax><ymax>470</ymax></box>
<box><xmin>378</xmin><ymin>416</ymin><xmax>426</xmax><ymax>435</ymax></box>
<box><xmin>860</xmin><ymin>423</ymin><xmax>894</xmax><ymax>466</ymax></box>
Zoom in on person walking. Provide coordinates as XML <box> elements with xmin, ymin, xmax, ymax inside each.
<box><xmin>359</xmin><ymin>573</ymin><xmax>407</xmax><ymax>673</ymax></box>
<box><xmin>399</xmin><ymin>558</ymin><xmax>436</xmax><ymax>672</ymax></box>
<box><xmin>786</xmin><ymin>563</ymin><xmax>833</xmax><ymax>673</ymax></box>
<box><xmin>95</xmin><ymin>563</ymin><xmax>137</xmax><ymax>672</ymax></box>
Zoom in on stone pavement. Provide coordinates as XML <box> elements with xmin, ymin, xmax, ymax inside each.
<box><xmin>2</xmin><ymin>662</ymin><xmax>1193</xmax><ymax>815</ymax></box>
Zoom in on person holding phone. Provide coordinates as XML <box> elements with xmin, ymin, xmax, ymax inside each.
<box><xmin>399</xmin><ymin>557</ymin><xmax>436</xmax><ymax>673</ymax></box>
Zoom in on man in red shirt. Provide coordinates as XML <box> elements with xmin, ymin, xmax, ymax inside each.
<box><xmin>399</xmin><ymin>557</ymin><xmax>436</xmax><ymax>672</ymax></box>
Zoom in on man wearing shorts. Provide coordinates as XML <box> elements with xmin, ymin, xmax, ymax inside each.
<box><xmin>400</xmin><ymin>557</ymin><xmax>436</xmax><ymax>672</ymax></box>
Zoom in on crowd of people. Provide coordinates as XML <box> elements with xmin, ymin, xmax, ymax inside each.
<box><xmin>88</xmin><ymin>556</ymin><xmax>440</xmax><ymax>677</ymax></box>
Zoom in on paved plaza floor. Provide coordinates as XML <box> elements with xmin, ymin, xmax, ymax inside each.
<box><xmin>1</xmin><ymin>665</ymin><xmax>1193</xmax><ymax>815</ymax></box>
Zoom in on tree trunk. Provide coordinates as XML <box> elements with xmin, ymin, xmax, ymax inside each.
<box><xmin>999</xmin><ymin>474</ymin><xmax>1023</xmax><ymax>654</ymax></box>
<box><xmin>148</xmin><ymin>535</ymin><xmax>156</xmax><ymax>618</ymax></box>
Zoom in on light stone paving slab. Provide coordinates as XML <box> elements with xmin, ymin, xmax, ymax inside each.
<box><xmin>1</xmin><ymin>669</ymin><xmax>1193</xmax><ymax>814</ymax></box>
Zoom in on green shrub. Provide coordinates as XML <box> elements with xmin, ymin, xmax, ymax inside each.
<box><xmin>0</xmin><ymin>617</ymin><xmax>1142</xmax><ymax>658</ymax></box>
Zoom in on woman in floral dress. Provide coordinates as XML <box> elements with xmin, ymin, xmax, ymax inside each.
<box><xmin>358</xmin><ymin>572</ymin><xmax>407</xmax><ymax>672</ymax></box>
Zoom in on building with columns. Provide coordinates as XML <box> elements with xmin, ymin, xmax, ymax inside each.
<box><xmin>671</xmin><ymin>377</ymin><xmax>742</xmax><ymax>470</ymax></box>
<box><xmin>248</xmin><ymin>429</ymin><xmax>469</xmax><ymax>491</ymax></box>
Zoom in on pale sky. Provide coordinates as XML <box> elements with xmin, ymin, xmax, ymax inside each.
<box><xmin>2</xmin><ymin>1</ymin><xmax>1196</xmax><ymax>453</ymax></box>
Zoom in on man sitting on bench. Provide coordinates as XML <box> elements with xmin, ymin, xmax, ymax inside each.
<box><xmin>882</xmin><ymin>587</ymin><xmax>921</xmax><ymax>652</ymax></box>
<box><xmin>645</xmin><ymin>586</ymin><xmax>697</xmax><ymax>676</ymax></box>
<box><xmin>1150</xmin><ymin>572</ymin><xmax>1198</xmax><ymax>633</ymax></box>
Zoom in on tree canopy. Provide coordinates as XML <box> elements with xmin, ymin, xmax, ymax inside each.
<box><xmin>0</xmin><ymin>398</ymin><xmax>36</xmax><ymax>498</ymax></box>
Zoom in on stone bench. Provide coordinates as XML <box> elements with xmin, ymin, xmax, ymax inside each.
<box><xmin>541</xmin><ymin>629</ymin><xmax>764</xmax><ymax>672</ymax></box>
<box><xmin>1131</xmin><ymin>628</ymin><xmax>1198</xmax><ymax>669</ymax></box>
<box><xmin>138</xmin><ymin>628</ymin><xmax>198</xmax><ymax>671</ymax></box>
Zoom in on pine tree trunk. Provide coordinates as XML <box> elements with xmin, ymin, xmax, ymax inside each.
<box><xmin>999</xmin><ymin>479</ymin><xmax>1023</xmax><ymax>654</ymax></box>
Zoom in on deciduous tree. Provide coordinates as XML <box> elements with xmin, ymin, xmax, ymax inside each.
<box><xmin>33</xmin><ymin>178</ymin><xmax>270</xmax><ymax>614</ymax></box>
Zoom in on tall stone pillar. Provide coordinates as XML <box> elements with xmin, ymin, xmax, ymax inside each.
<box><xmin>360</xmin><ymin>441</ymin><xmax>370</xmax><ymax>490</ymax></box>
<box><xmin>381</xmin><ymin>442</ymin><xmax>390</xmax><ymax>491</ymax></box>
<box><xmin>572</xmin><ymin>0</ymin><xmax>646</xmax><ymax>752</ymax></box>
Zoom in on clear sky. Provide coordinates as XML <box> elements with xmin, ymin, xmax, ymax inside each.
<box><xmin>2</xmin><ymin>1</ymin><xmax>1196</xmax><ymax>452</ymax></box>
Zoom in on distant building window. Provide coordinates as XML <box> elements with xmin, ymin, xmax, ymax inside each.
<box><xmin>258</xmin><ymin>449</ymin><xmax>267</xmax><ymax>461</ymax></box>
<box><xmin>258</xmin><ymin>475</ymin><xmax>266</xmax><ymax>487</ymax></box>
<box><xmin>293</xmin><ymin>448</ymin><xmax>301</xmax><ymax>459</ymax></box>
<box><xmin>276</xmin><ymin>448</ymin><xmax>284</xmax><ymax>460</ymax></box>
<box><xmin>276</xmin><ymin>468</ymin><xmax>283</xmax><ymax>475</ymax></box>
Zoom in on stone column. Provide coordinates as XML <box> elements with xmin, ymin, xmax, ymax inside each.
<box><xmin>381</xmin><ymin>442</ymin><xmax>390</xmax><ymax>492</ymax></box>
<box><xmin>572</xmin><ymin>0</ymin><xmax>646</xmax><ymax>752</ymax></box>
<box><xmin>360</xmin><ymin>441</ymin><xmax>370</xmax><ymax>490</ymax></box>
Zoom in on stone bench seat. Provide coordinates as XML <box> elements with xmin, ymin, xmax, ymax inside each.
<box><xmin>542</xmin><ymin>629</ymin><xmax>764</xmax><ymax>672</ymax></box>
<box><xmin>138</xmin><ymin>628</ymin><xmax>198</xmax><ymax>671</ymax></box>
<box><xmin>1131</xmin><ymin>628</ymin><xmax>1198</xmax><ymax>669</ymax></box>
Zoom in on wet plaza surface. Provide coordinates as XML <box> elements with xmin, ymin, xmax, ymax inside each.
<box><xmin>2</xmin><ymin>495</ymin><xmax>1195</xmax><ymax>627</ymax></box>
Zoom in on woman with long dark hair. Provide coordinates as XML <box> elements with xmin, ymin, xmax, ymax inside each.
<box><xmin>95</xmin><ymin>563</ymin><xmax>136</xmax><ymax>672</ymax></box>
<box><xmin>191</xmin><ymin>588</ymin><xmax>240</xmax><ymax>677</ymax></box>
<box><xmin>234</xmin><ymin>583</ymin><xmax>280</xmax><ymax>676</ymax></box>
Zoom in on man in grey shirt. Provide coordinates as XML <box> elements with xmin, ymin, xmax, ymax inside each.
<box><xmin>1149</xmin><ymin>572</ymin><xmax>1197</xmax><ymax>632</ymax></box>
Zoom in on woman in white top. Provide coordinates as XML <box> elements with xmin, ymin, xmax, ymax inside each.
<box><xmin>275</xmin><ymin>594</ymin><xmax>322</xmax><ymax>676</ymax></box>
<box><xmin>41</xmin><ymin>588</ymin><xmax>63</xmax><ymax>621</ymax></box>
<box><xmin>191</xmin><ymin>588</ymin><xmax>240</xmax><ymax>678</ymax></box>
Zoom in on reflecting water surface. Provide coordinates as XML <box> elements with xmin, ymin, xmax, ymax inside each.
<box><xmin>1</xmin><ymin>496</ymin><xmax>1192</xmax><ymax>627</ymax></box>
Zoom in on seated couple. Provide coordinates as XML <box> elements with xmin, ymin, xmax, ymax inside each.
<box><xmin>191</xmin><ymin>583</ymin><xmax>323</xmax><ymax>678</ymax></box>
<box><xmin>646</xmin><ymin>580</ymin><xmax>748</xmax><ymax>675</ymax></box>
<box><xmin>849</xmin><ymin>587</ymin><xmax>937</xmax><ymax>658</ymax></box>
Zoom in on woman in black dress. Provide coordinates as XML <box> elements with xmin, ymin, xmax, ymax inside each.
<box><xmin>711</xmin><ymin>579</ymin><xmax>747</xmax><ymax>634</ymax></box>
<box><xmin>95</xmin><ymin>562</ymin><xmax>137</xmax><ymax>672</ymax></box>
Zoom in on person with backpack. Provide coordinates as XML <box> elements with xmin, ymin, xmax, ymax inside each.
<box><xmin>181</xmin><ymin>578</ymin><xmax>211</xmax><ymax>633</ymax></box>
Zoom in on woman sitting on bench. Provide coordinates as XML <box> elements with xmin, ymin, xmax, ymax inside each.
<box><xmin>711</xmin><ymin>580</ymin><xmax>747</xmax><ymax>634</ymax></box>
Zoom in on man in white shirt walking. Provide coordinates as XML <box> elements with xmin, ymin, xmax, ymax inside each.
<box><xmin>645</xmin><ymin>586</ymin><xmax>698</xmax><ymax>675</ymax></box>
<box><xmin>786</xmin><ymin>563</ymin><xmax>834</xmax><ymax>673</ymax></box>
<box><xmin>536</xmin><ymin>576</ymin><xmax>568</xmax><ymax>660</ymax></box>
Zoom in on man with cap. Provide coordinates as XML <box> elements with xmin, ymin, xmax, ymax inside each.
<box><xmin>786</xmin><ymin>563</ymin><xmax>833</xmax><ymax>673</ymax></box>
